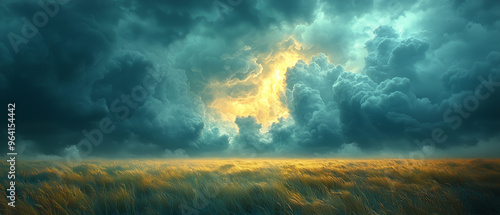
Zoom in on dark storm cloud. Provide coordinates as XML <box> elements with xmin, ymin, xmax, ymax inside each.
<box><xmin>1</xmin><ymin>0</ymin><xmax>499</xmax><ymax>158</ymax></box>
<box><xmin>237</xmin><ymin>21</ymin><xmax>499</xmax><ymax>155</ymax></box>
<box><xmin>0</xmin><ymin>0</ymin><xmax>323</xmax><ymax>157</ymax></box>
<box><xmin>261</xmin><ymin>49</ymin><xmax>439</xmax><ymax>153</ymax></box>
<box><xmin>438</xmin><ymin>52</ymin><xmax>500</xmax><ymax>146</ymax></box>
<box><xmin>1</xmin><ymin>0</ymin><xmax>119</xmax><ymax>155</ymax></box>
<box><xmin>87</xmin><ymin>52</ymin><xmax>219</xmax><ymax>156</ymax></box>
<box><xmin>172</xmin><ymin>36</ymin><xmax>262</xmax><ymax>99</ymax></box>
<box><xmin>233</xmin><ymin>116</ymin><xmax>273</xmax><ymax>153</ymax></box>
<box><xmin>263</xmin><ymin>0</ymin><xmax>318</xmax><ymax>24</ymax></box>
<box><xmin>364</xmin><ymin>25</ymin><xmax>429</xmax><ymax>83</ymax></box>
<box><xmin>0</xmin><ymin>0</ymin><xmax>231</xmax><ymax>157</ymax></box>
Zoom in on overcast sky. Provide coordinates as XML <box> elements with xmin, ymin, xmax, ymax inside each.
<box><xmin>1</xmin><ymin>0</ymin><xmax>499</xmax><ymax>159</ymax></box>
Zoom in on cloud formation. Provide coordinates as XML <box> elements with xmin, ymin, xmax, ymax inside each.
<box><xmin>1</xmin><ymin>0</ymin><xmax>499</xmax><ymax>158</ymax></box>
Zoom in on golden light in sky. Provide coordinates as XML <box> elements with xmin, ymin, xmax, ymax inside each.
<box><xmin>209</xmin><ymin>39</ymin><xmax>307</xmax><ymax>129</ymax></box>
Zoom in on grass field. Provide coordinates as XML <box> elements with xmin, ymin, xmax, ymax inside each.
<box><xmin>1</xmin><ymin>159</ymin><xmax>499</xmax><ymax>214</ymax></box>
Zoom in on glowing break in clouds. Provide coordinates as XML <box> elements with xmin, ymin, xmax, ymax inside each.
<box><xmin>209</xmin><ymin>39</ymin><xmax>308</xmax><ymax>129</ymax></box>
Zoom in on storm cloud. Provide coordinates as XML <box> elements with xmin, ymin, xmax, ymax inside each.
<box><xmin>1</xmin><ymin>0</ymin><xmax>499</xmax><ymax>158</ymax></box>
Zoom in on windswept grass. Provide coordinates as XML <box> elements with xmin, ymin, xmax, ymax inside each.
<box><xmin>1</xmin><ymin>159</ymin><xmax>499</xmax><ymax>214</ymax></box>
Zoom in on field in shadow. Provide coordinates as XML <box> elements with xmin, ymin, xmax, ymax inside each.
<box><xmin>1</xmin><ymin>159</ymin><xmax>499</xmax><ymax>214</ymax></box>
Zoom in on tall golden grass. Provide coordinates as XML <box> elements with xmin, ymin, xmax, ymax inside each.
<box><xmin>1</xmin><ymin>159</ymin><xmax>499</xmax><ymax>214</ymax></box>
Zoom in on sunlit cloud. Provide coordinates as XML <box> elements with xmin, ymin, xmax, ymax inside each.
<box><xmin>208</xmin><ymin>38</ymin><xmax>308</xmax><ymax>129</ymax></box>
